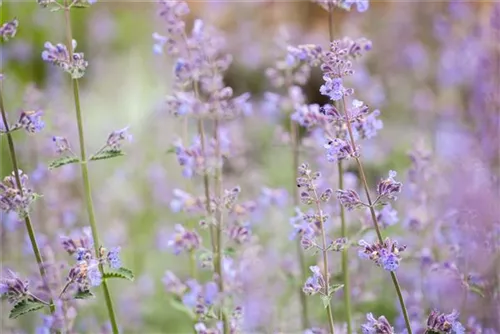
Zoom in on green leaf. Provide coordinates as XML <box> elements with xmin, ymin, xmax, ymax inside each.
<box><xmin>329</xmin><ymin>284</ymin><xmax>345</xmax><ymax>295</ymax></box>
<box><xmin>166</xmin><ymin>147</ymin><xmax>176</xmax><ymax>154</ymax></box>
<box><xmin>320</xmin><ymin>295</ymin><xmax>332</xmax><ymax>309</ymax></box>
<box><xmin>9</xmin><ymin>300</ymin><xmax>45</xmax><ymax>319</ymax></box>
<box><xmin>223</xmin><ymin>247</ymin><xmax>236</xmax><ymax>257</ymax></box>
<box><xmin>75</xmin><ymin>289</ymin><xmax>94</xmax><ymax>300</ymax></box>
<box><xmin>50</xmin><ymin>6</ymin><xmax>61</xmax><ymax>11</ymax></box>
<box><xmin>48</xmin><ymin>156</ymin><xmax>80</xmax><ymax>170</ymax></box>
<box><xmin>468</xmin><ymin>284</ymin><xmax>485</xmax><ymax>298</ymax></box>
<box><xmin>103</xmin><ymin>267</ymin><xmax>134</xmax><ymax>281</ymax></box>
<box><xmin>90</xmin><ymin>149</ymin><xmax>125</xmax><ymax>162</ymax></box>
<box><xmin>169</xmin><ymin>298</ymin><xmax>196</xmax><ymax>319</ymax></box>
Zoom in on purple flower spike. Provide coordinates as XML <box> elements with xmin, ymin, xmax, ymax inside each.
<box><xmin>42</xmin><ymin>40</ymin><xmax>88</xmax><ymax>79</ymax></box>
<box><xmin>376</xmin><ymin>170</ymin><xmax>403</xmax><ymax>203</ymax></box>
<box><xmin>336</xmin><ymin>189</ymin><xmax>364</xmax><ymax>211</ymax></box>
<box><xmin>15</xmin><ymin>110</ymin><xmax>45</xmax><ymax>133</ymax></box>
<box><xmin>426</xmin><ymin>309</ymin><xmax>465</xmax><ymax>334</ymax></box>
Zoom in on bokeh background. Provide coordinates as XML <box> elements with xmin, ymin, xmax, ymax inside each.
<box><xmin>1</xmin><ymin>1</ymin><xmax>499</xmax><ymax>333</ymax></box>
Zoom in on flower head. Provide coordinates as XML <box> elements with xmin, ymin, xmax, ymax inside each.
<box><xmin>1</xmin><ymin>18</ymin><xmax>19</xmax><ymax>42</ymax></box>
<box><xmin>167</xmin><ymin>224</ymin><xmax>201</xmax><ymax>255</ymax></box>
<box><xmin>336</xmin><ymin>189</ymin><xmax>364</xmax><ymax>211</ymax></box>
<box><xmin>52</xmin><ymin>136</ymin><xmax>71</xmax><ymax>155</ymax></box>
<box><xmin>302</xmin><ymin>266</ymin><xmax>323</xmax><ymax>296</ymax></box>
<box><xmin>106</xmin><ymin>247</ymin><xmax>122</xmax><ymax>269</ymax></box>
<box><xmin>0</xmin><ymin>170</ymin><xmax>36</xmax><ymax>217</ymax></box>
<box><xmin>361</xmin><ymin>313</ymin><xmax>395</xmax><ymax>334</ymax></box>
<box><xmin>358</xmin><ymin>238</ymin><xmax>406</xmax><ymax>272</ymax></box>
<box><xmin>0</xmin><ymin>270</ymin><xmax>29</xmax><ymax>304</ymax></box>
<box><xmin>426</xmin><ymin>309</ymin><xmax>465</xmax><ymax>334</ymax></box>
<box><xmin>42</xmin><ymin>40</ymin><xmax>88</xmax><ymax>79</ymax></box>
<box><xmin>106</xmin><ymin>126</ymin><xmax>132</xmax><ymax>150</ymax></box>
<box><xmin>376</xmin><ymin>171</ymin><xmax>403</xmax><ymax>203</ymax></box>
<box><xmin>14</xmin><ymin>110</ymin><xmax>45</xmax><ymax>133</ymax></box>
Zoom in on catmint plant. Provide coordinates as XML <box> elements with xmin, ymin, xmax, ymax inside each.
<box><xmin>37</xmin><ymin>0</ymin><xmax>134</xmax><ymax>333</ymax></box>
<box><xmin>154</xmin><ymin>1</ymin><xmax>251</xmax><ymax>332</ymax></box>
<box><xmin>0</xmin><ymin>18</ymin><xmax>57</xmax><ymax>320</ymax></box>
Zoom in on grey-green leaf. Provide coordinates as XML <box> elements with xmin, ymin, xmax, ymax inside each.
<box><xmin>320</xmin><ymin>295</ymin><xmax>332</xmax><ymax>309</ymax></box>
<box><xmin>329</xmin><ymin>284</ymin><xmax>344</xmax><ymax>294</ymax></box>
<box><xmin>103</xmin><ymin>267</ymin><xmax>134</xmax><ymax>281</ymax></box>
<box><xmin>9</xmin><ymin>300</ymin><xmax>45</xmax><ymax>319</ymax></box>
<box><xmin>468</xmin><ymin>284</ymin><xmax>485</xmax><ymax>298</ymax></box>
<box><xmin>90</xmin><ymin>149</ymin><xmax>125</xmax><ymax>162</ymax></box>
<box><xmin>75</xmin><ymin>290</ymin><xmax>94</xmax><ymax>300</ymax></box>
<box><xmin>169</xmin><ymin>298</ymin><xmax>196</xmax><ymax>319</ymax></box>
<box><xmin>48</xmin><ymin>156</ymin><xmax>80</xmax><ymax>170</ymax></box>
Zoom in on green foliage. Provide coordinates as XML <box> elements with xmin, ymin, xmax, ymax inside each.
<box><xmin>75</xmin><ymin>289</ymin><xmax>94</xmax><ymax>300</ymax></box>
<box><xmin>9</xmin><ymin>300</ymin><xmax>45</xmax><ymax>319</ymax></box>
<box><xmin>103</xmin><ymin>267</ymin><xmax>135</xmax><ymax>281</ymax></box>
<box><xmin>48</xmin><ymin>156</ymin><xmax>80</xmax><ymax>170</ymax></box>
<box><xmin>90</xmin><ymin>149</ymin><xmax>125</xmax><ymax>162</ymax></box>
<box><xmin>169</xmin><ymin>298</ymin><xmax>196</xmax><ymax>320</ymax></box>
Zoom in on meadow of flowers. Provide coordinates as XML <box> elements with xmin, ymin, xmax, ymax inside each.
<box><xmin>1</xmin><ymin>0</ymin><xmax>499</xmax><ymax>333</ymax></box>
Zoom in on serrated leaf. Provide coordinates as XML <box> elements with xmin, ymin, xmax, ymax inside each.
<box><xmin>90</xmin><ymin>149</ymin><xmax>125</xmax><ymax>162</ymax></box>
<box><xmin>75</xmin><ymin>290</ymin><xmax>94</xmax><ymax>300</ymax></box>
<box><xmin>320</xmin><ymin>295</ymin><xmax>332</xmax><ymax>309</ymax></box>
<box><xmin>169</xmin><ymin>298</ymin><xmax>196</xmax><ymax>319</ymax></box>
<box><xmin>48</xmin><ymin>156</ymin><xmax>80</xmax><ymax>170</ymax></box>
<box><xmin>468</xmin><ymin>284</ymin><xmax>485</xmax><ymax>298</ymax></box>
<box><xmin>9</xmin><ymin>300</ymin><xmax>45</xmax><ymax>319</ymax></box>
<box><xmin>329</xmin><ymin>284</ymin><xmax>344</xmax><ymax>294</ymax></box>
<box><xmin>103</xmin><ymin>267</ymin><xmax>134</xmax><ymax>281</ymax></box>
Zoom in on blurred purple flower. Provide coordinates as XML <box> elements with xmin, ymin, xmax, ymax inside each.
<box><xmin>0</xmin><ymin>18</ymin><xmax>19</xmax><ymax>42</ymax></box>
<box><xmin>0</xmin><ymin>269</ymin><xmax>29</xmax><ymax>304</ymax></box>
<box><xmin>42</xmin><ymin>40</ymin><xmax>88</xmax><ymax>79</ymax></box>
<box><xmin>361</xmin><ymin>313</ymin><xmax>394</xmax><ymax>334</ymax></box>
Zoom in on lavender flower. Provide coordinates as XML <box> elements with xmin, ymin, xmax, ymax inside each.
<box><xmin>41</xmin><ymin>40</ymin><xmax>88</xmax><ymax>79</ymax></box>
<box><xmin>361</xmin><ymin>313</ymin><xmax>395</xmax><ymax>334</ymax></box>
<box><xmin>336</xmin><ymin>189</ymin><xmax>364</xmax><ymax>211</ymax></box>
<box><xmin>425</xmin><ymin>310</ymin><xmax>465</xmax><ymax>334</ymax></box>
<box><xmin>162</xmin><ymin>271</ymin><xmax>187</xmax><ymax>296</ymax></box>
<box><xmin>167</xmin><ymin>224</ymin><xmax>201</xmax><ymax>255</ymax></box>
<box><xmin>52</xmin><ymin>136</ymin><xmax>71</xmax><ymax>154</ymax></box>
<box><xmin>376</xmin><ymin>204</ymin><xmax>399</xmax><ymax>228</ymax></box>
<box><xmin>302</xmin><ymin>266</ymin><xmax>324</xmax><ymax>296</ymax></box>
<box><xmin>106</xmin><ymin>247</ymin><xmax>122</xmax><ymax>269</ymax></box>
<box><xmin>0</xmin><ymin>18</ymin><xmax>19</xmax><ymax>41</ymax></box>
<box><xmin>0</xmin><ymin>170</ymin><xmax>36</xmax><ymax>217</ymax></box>
<box><xmin>13</xmin><ymin>110</ymin><xmax>45</xmax><ymax>133</ymax></box>
<box><xmin>376</xmin><ymin>171</ymin><xmax>403</xmax><ymax>204</ymax></box>
<box><xmin>358</xmin><ymin>238</ymin><xmax>406</xmax><ymax>272</ymax></box>
<box><xmin>106</xmin><ymin>127</ymin><xmax>132</xmax><ymax>150</ymax></box>
<box><xmin>0</xmin><ymin>270</ymin><xmax>29</xmax><ymax>304</ymax></box>
<box><xmin>324</xmin><ymin>137</ymin><xmax>354</xmax><ymax>162</ymax></box>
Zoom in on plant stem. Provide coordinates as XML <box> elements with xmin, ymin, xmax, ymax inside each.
<box><xmin>309</xmin><ymin>176</ymin><xmax>335</xmax><ymax>334</ymax></box>
<box><xmin>340</xmin><ymin>97</ymin><xmax>412</xmax><ymax>334</ymax></box>
<box><xmin>290</xmin><ymin>91</ymin><xmax>310</xmax><ymax>330</ymax></box>
<box><xmin>213</xmin><ymin>119</ymin><xmax>229</xmax><ymax>334</ymax></box>
<box><xmin>63</xmin><ymin>4</ymin><xmax>119</xmax><ymax>333</ymax></box>
<box><xmin>0</xmin><ymin>88</ymin><xmax>56</xmax><ymax>315</ymax></box>
<box><xmin>327</xmin><ymin>6</ymin><xmax>352</xmax><ymax>333</ymax></box>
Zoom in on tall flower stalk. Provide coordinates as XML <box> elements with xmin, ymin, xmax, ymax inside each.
<box><xmin>0</xmin><ymin>18</ymin><xmax>56</xmax><ymax>316</ymax></box>
<box><xmin>59</xmin><ymin>1</ymin><xmax>119</xmax><ymax>332</ymax></box>
<box><xmin>326</xmin><ymin>4</ymin><xmax>352</xmax><ymax>333</ymax></box>
<box><xmin>0</xmin><ymin>90</ymin><xmax>56</xmax><ymax>316</ymax></box>
<box><xmin>339</xmin><ymin>95</ymin><xmax>412</xmax><ymax>333</ymax></box>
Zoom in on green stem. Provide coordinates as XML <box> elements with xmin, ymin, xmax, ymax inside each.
<box><xmin>340</xmin><ymin>97</ymin><xmax>412</xmax><ymax>334</ymax></box>
<box><xmin>0</xmin><ymin>88</ymin><xmax>56</xmax><ymax>315</ymax></box>
<box><xmin>213</xmin><ymin>119</ymin><xmax>228</xmax><ymax>334</ymax></box>
<box><xmin>291</xmin><ymin>102</ymin><xmax>310</xmax><ymax>330</ymax></box>
<box><xmin>327</xmin><ymin>6</ymin><xmax>352</xmax><ymax>333</ymax></box>
<box><xmin>63</xmin><ymin>4</ymin><xmax>119</xmax><ymax>333</ymax></box>
<box><xmin>309</xmin><ymin>175</ymin><xmax>335</xmax><ymax>334</ymax></box>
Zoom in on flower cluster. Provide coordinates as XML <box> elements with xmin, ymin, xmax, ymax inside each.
<box><xmin>0</xmin><ymin>270</ymin><xmax>30</xmax><ymax>304</ymax></box>
<box><xmin>361</xmin><ymin>313</ymin><xmax>395</xmax><ymax>334</ymax></box>
<box><xmin>1</xmin><ymin>110</ymin><xmax>45</xmax><ymax>134</ymax></box>
<box><xmin>61</xmin><ymin>228</ymin><xmax>123</xmax><ymax>294</ymax></box>
<box><xmin>425</xmin><ymin>310</ymin><xmax>465</xmax><ymax>334</ymax></box>
<box><xmin>0</xmin><ymin>18</ymin><xmax>19</xmax><ymax>42</ymax></box>
<box><xmin>167</xmin><ymin>224</ymin><xmax>202</xmax><ymax>255</ymax></box>
<box><xmin>0</xmin><ymin>170</ymin><xmax>37</xmax><ymax>217</ymax></box>
<box><xmin>302</xmin><ymin>266</ymin><xmax>326</xmax><ymax>296</ymax></box>
<box><xmin>41</xmin><ymin>40</ymin><xmax>88</xmax><ymax>79</ymax></box>
<box><xmin>106</xmin><ymin>127</ymin><xmax>133</xmax><ymax>150</ymax></box>
<box><xmin>375</xmin><ymin>170</ymin><xmax>403</xmax><ymax>204</ymax></box>
<box><xmin>358</xmin><ymin>238</ymin><xmax>406</xmax><ymax>271</ymax></box>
